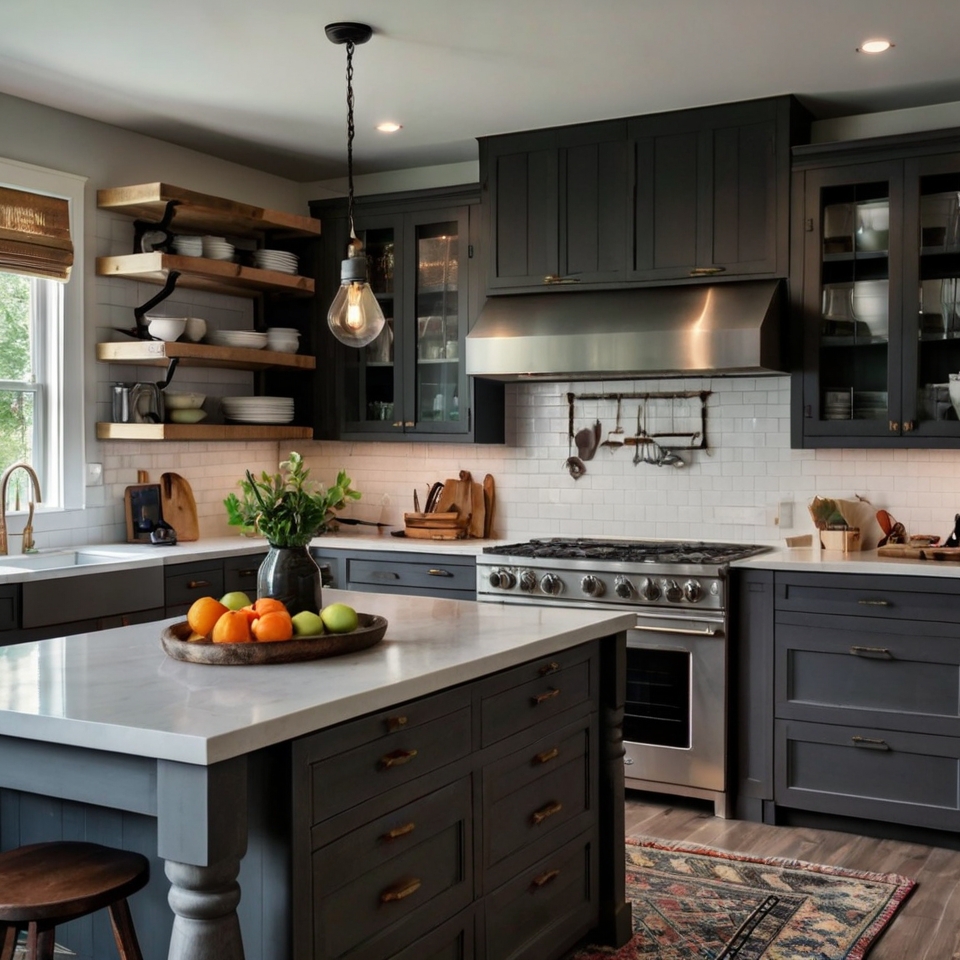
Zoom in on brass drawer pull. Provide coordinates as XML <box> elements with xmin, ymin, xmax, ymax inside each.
<box><xmin>379</xmin><ymin>748</ymin><xmax>418</xmax><ymax>769</ymax></box>
<box><xmin>689</xmin><ymin>266</ymin><xmax>726</xmax><ymax>276</ymax></box>
<box><xmin>380</xmin><ymin>877</ymin><xmax>422</xmax><ymax>903</ymax></box>
<box><xmin>385</xmin><ymin>714</ymin><xmax>408</xmax><ymax>733</ymax></box>
<box><xmin>186</xmin><ymin>579</ymin><xmax>211</xmax><ymax>589</ymax></box>
<box><xmin>538</xmin><ymin>661</ymin><xmax>560</xmax><ymax>676</ymax></box>
<box><xmin>530</xmin><ymin>800</ymin><xmax>563</xmax><ymax>825</ymax></box>
<box><xmin>531</xmin><ymin>688</ymin><xmax>560</xmax><ymax>706</ymax></box>
<box><xmin>530</xmin><ymin>868</ymin><xmax>560</xmax><ymax>889</ymax></box>
<box><xmin>850</xmin><ymin>646</ymin><xmax>893</xmax><ymax>659</ymax></box>
<box><xmin>381</xmin><ymin>822</ymin><xmax>416</xmax><ymax>842</ymax></box>
<box><xmin>533</xmin><ymin>747</ymin><xmax>560</xmax><ymax>765</ymax></box>
<box><xmin>237</xmin><ymin>569</ymin><xmax>257</xmax><ymax>578</ymax></box>
<box><xmin>857</xmin><ymin>599</ymin><xmax>891</xmax><ymax>607</ymax></box>
<box><xmin>427</xmin><ymin>568</ymin><xmax>453</xmax><ymax>577</ymax></box>
<box><xmin>851</xmin><ymin>735</ymin><xmax>890</xmax><ymax>751</ymax></box>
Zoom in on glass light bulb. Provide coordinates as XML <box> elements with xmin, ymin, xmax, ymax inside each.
<box><xmin>327</xmin><ymin>278</ymin><xmax>385</xmax><ymax>348</ymax></box>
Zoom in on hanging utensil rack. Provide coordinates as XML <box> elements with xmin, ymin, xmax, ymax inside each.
<box><xmin>566</xmin><ymin>390</ymin><xmax>710</xmax><ymax>450</ymax></box>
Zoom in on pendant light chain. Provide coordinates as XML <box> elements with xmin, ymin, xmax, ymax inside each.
<box><xmin>345</xmin><ymin>39</ymin><xmax>357</xmax><ymax>242</ymax></box>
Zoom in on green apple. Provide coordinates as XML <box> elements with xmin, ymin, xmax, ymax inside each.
<box><xmin>220</xmin><ymin>591</ymin><xmax>252</xmax><ymax>611</ymax></box>
<box><xmin>291</xmin><ymin>610</ymin><xmax>325</xmax><ymax>637</ymax></box>
<box><xmin>320</xmin><ymin>602</ymin><xmax>359</xmax><ymax>634</ymax></box>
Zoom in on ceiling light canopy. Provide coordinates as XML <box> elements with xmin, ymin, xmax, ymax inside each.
<box><xmin>325</xmin><ymin>22</ymin><xmax>386</xmax><ymax>349</ymax></box>
<box><xmin>858</xmin><ymin>38</ymin><xmax>893</xmax><ymax>53</ymax></box>
<box><xmin>377</xmin><ymin>122</ymin><xmax>402</xmax><ymax>133</ymax></box>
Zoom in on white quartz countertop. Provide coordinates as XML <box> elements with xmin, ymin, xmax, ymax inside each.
<box><xmin>0</xmin><ymin>589</ymin><xmax>634</xmax><ymax>766</ymax></box>
<box><xmin>734</xmin><ymin>546</ymin><xmax>960</xmax><ymax>579</ymax></box>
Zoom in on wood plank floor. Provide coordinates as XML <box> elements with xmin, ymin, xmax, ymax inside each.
<box><xmin>624</xmin><ymin>792</ymin><xmax>960</xmax><ymax>960</ymax></box>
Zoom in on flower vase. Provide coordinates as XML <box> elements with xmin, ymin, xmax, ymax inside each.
<box><xmin>257</xmin><ymin>545</ymin><xmax>322</xmax><ymax>615</ymax></box>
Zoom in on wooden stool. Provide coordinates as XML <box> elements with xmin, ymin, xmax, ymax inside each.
<box><xmin>0</xmin><ymin>841</ymin><xmax>149</xmax><ymax>960</ymax></box>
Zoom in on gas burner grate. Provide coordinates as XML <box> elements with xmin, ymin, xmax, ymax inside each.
<box><xmin>483</xmin><ymin>538</ymin><xmax>769</xmax><ymax>564</ymax></box>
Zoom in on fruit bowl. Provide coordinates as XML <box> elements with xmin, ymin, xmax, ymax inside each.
<box><xmin>160</xmin><ymin>613</ymin><xmax>387</xmax><ymax>665</ymax></box>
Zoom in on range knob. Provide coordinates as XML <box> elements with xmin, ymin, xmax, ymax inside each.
<box><xmin>487</xmin><ymin>569</ymin><xmax>516</xmax><ymax>590</ymax></box>
<box><xmin>540</xmin><ymin>573</ymin><xmax>564</xmax><ymax>596</ymax></box>
<box><xmin>580</xmin><ymin>575</ymin><xmax>605</xmax><ymax>598</ymax></box>
<box><xmin>683</xmin><ymin>579</ymin><xmax>703</xmax><ymax>603</ymax></box>
<box><xmin>638</xmin><ymin>577</ymin><xmax>661</xmax><ymax>602</ymax></box>
<box><xmin>519</xmin><ymin>569</ymin><xmax>538</xmax><ymax>592</ymax></box>
<box><xmin>487</xmin><ymin>570</ymin><xmax>502</xmax><ymax>589</ymax></box>
<box><xmin>663</xmin><ymin>579</ymin><xmax>684</xmax><ymax>603</ymax></box>
<box><xmin>614</xmin><ymin>576</ymin><xmax>635</xmax><ymax>600</ymax></box>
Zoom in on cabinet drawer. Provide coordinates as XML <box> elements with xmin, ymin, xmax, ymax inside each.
<box><xmin>389</xmin><ymin>909</ymin><xmax>474</xmax><ymax>960</ymax></box>
<box><xmin>477</xmin><ymin>644</ymin><xmax>597</xmax><ymax>747</ymax></box>
<box><xmin>347</xmin><ymin>556</ymin><xmax>476</xmax><ymax>596</ymax></box>
<box><xmin>164</xmin><ymin>561</ymin><xmax>224</xmax><ymax>610</ymax></box>
<box><xmin>312</xmin><ymin>789</ymin><xmax>473</xmax><ymax>960</ymax></box>
<box><xmin>776</xmin><ymin>618</ymin><xmax>960</xmax><ymax>736</ymax></box>
<box><xmin>775</xmin><ymin>718</ymin><xmax>960</xmax><ymax>831</ymax></box>
<box><xmin>483</xmin><ymin>716</ymin><xmax>595</xmax><ymax>881</ymax></box>
<box><xmin>484</xmin><ymin>832</ymin><xmax>598</xmax><ymax>960</ymax></box>
<box><xmin>223</xmin><ymin>553</ymin><xmax>265</xmax><ymax>594</ymax></box>
<box><xmin>775</xmin><ymin>572</ymin><xmax>960</xmax><ymax>623</ymax></box>
<box><xmin>296</xmin><ymin>688</ymin><xmax>472</xmax><ymax>825</ymax></box>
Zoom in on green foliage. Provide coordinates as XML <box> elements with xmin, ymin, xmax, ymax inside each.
<box><xmin>0</xmin><ymin>273</ymin><xmax>34</xmax><ymax>477</ymax></box>
<box><xmin>223</xmin><ymin>452</ymin><xmax>361</xmax><ymax>547</ymax></box>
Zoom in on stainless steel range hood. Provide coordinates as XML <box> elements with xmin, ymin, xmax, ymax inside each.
<box><xmin>465</xmin><ymin>280</ymin><xmax>785</xmax><ymax>381</ymax></box>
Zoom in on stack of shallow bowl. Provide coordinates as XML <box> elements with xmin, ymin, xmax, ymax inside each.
<box><xmin>207</xmin><ymin>329</ymin><xmax>268</xmax><ymax>350</ymax></box>
<box><xmin>172</xmin><ymin>235</ymin><xmax>202</xmax><ymax>257</ymax></box>
<box><xmin>221</xmin><ymin>396</ymin><xmax>294</xmax><ymax>424</ymax></box>
<box><xmin>201</xmin><ymin>236</ymin><xmax>235</xmax><ymax>261</ymax></box>
<box><xmin>266</xmin><ymin>327</ymin><xmax>301</xmax><ymax>353</ymax></box>
<box><xmin>164</xmin><ymin>392</ymin><xmax>207</xmax><ymax>424</ymax></box>
<box><xmin>254</xmin><ymin>249</ymin><xmax>299</xmax><ymax>275</ymax></box>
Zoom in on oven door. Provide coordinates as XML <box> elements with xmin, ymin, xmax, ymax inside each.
<box><xmin>623</xmin><ymin>612</ymin><xmax>727</xmax><ymax>794</ymax></box>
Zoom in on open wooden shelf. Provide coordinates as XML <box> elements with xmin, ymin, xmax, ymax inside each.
<box><xmin>95</xmin><ymin>253</ymin><xmax>315</xmax><ymax>297</ymax></box>
<box><xmin>96</xmin><ymin>423</ymin><xmax>314</xmax><ymax>442</ymax></box>
<box><xmin>96</xmin><ymin>183</ymin><xmax>321</xmax><ymax>239</ymax></box>
<box><xmin>96</xmin><ymin>340</ymin><xmax>315</xmax><ymax>371</ymax></box>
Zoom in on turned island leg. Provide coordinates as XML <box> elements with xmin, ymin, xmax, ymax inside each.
<box><xmin>158</xmin><ymin>757</ymin><xmax>248</xmax><ymax>960</ymax></box>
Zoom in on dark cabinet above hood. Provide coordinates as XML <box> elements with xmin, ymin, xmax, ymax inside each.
<box><xmin>465</xmin><ymin>280</ymin><xmax>785</xmax><ymax>381</ymax></box>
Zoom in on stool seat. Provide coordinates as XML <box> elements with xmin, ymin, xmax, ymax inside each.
<box><xmin>0</xmin><ymin>841</ymin><xmax>148</xmax><ymax>960</ymax></box>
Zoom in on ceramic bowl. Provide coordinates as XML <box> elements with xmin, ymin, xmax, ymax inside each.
<box><xmin>147</xmin><ymin>317</ymin><xmax>186</xmax><ymax>342</ymax></box>
<box><xmin>949</xmin><ymin>374</ymin><xmax>960</xmax><ymax>419</ymax></box>
<box><xmin>163</xmin><ymin>391</ymin><xmax>206</xmax><ymax>410</ymax></box>
<box><xmin>169</xmin><ymin>408</ymin><xmax>208</xmax><ymax>424</ymax></box>
<box><xmin>183</xmin><ymin>317</ymin><xmax>207</xmax><ymax>342</ymax></box>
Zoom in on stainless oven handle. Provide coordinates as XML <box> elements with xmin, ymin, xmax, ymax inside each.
<box><xmin>631</xmin><ymin>624</ymin><xmax>720</xmax><ymax>637</ymax></box>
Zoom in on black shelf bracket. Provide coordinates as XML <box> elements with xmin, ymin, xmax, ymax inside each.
<box><xmin>132</xmin><ymin>200</ymin><xmax>181</xmax><ymax>253</ymax></box>
<box><xmin>126</xmin><ymin>271</ymin><xmax>182</xmax><ymax>339</ymax></box>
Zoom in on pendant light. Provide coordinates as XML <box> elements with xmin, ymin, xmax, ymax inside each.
<box><xmin>325</xmin><ymin>22</ymin><xmax>386</xmax><ymax>349</ymax></box>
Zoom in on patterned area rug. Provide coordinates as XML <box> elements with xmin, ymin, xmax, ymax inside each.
<box><xmin>574</xmin><ymin>836</ymin><xmax>916</xmax><ymax>959</ymax></box>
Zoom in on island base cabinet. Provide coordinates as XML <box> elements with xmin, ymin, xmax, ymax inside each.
<box><xmin>390</xmin><ymin>909</ymin><xmax>476</xmax><ymax>960</ymax></box>
<box><xmin>775</xmin><ymin>718</ymin><xmax>960</xmax><ymax>832</ymax></box>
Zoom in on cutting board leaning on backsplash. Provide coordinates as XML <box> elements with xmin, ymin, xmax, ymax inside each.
<box><xmin>160</xmin><ymin>472</ymin><xmax>199</xmax><ymax>541</ymax></box>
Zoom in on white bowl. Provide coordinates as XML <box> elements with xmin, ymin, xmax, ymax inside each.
<box><xmin>164</xmin><ymin>391</ymin><xmax>206</xmax><ymax>410</ymax></box>
<box><xmin>183</xmin><ymin>318</ymin><xmax>207</xmax><ymax>342</ymax></box>
<box><xmin>169</xmin><ymin>409</ymin><xmax>208</xmax><ymax>424</ymax></box>
<box><xmin>147</xmin><ymin>317</ymin><xmax>186</xmax><ymax>342</ymax></box>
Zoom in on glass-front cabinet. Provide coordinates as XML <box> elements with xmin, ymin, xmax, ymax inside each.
<box><xmin>794</xmin><ymin>135</ymin><xmax>960</xmax><ymax>448</ymax></box>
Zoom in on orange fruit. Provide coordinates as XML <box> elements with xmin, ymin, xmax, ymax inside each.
<box><xmin>253</xmin><ymin>597</ymin><xmax>288</xmax><ymax>616</ymax></box>
<box><xmin>251</xmin><ymin>610</ymin><xmax>294</xmax><ymax>643</ymax></box>
<box><xmin>211</xmin><ymin>610</ymin><xmax>253</xmax><ymax>644</ymax></box>
<box><xmin>187</xmin><ymin>596</ymin><xmax>229</xmax><ymax>638</ymax></box>
<box><xmin>238</xmin><ymin>604</ymin><xmax>261</xmax><ymax>624</ymax></box>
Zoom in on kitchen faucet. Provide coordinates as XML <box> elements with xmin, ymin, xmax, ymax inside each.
<box><xmin>0</xmin><ymin>462</ymin><xmax>42</xmax><ymax>555</ymax></box>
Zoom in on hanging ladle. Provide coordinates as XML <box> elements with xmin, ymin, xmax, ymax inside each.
<box><xmin>632</xmin><ymin>405</ymin><xmax>644</xmax><ymax>466</ymax></box>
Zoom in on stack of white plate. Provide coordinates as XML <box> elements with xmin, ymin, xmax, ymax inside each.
<box><xmin>221</xmin><ymin>396</ymin><xmax>294</xmax><ymax>424</ymax></box>
<box><xmin>823</xmin><ymin>390</ymin><xmax>852</xmax><ymax>420</ymax></box>
<box><xmin>266</xmin><ymin>326</ymin><xmax>301</xmax><ymax>353</ymax></box>
<box><xmin>207</xmin><ymin>330</ymin><xmax>268</xmax><ymax>350</ymax></box>
<box><xmin>172</xmin><ymin>235</ymin><xmax>203</xmax><ymax>257</ymax></box>
<box><xmin>202</xmin><ymin>236</ymin><xmax>236</xmax><ymax>261</ymax></box>
<box><xmin>254</xmin><ymin>249</ymin><xmax>299</xmax><ymax>275</ymax></box>
<box><xmin>853</xmin><ymin>391</ymin><xmax>888</xmax><ymax>420</ymax></box>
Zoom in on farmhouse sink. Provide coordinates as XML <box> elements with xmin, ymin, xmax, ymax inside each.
<box><xmin>0</xmin><ymin>548</ymin><xmax>131</xmax><ymax>570</ymax></box>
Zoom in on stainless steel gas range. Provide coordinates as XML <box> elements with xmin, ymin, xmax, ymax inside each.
<box><xmin>476</xmin><ymin>538</ymin><xmax>770</xmax><ymax>817</ymax></box>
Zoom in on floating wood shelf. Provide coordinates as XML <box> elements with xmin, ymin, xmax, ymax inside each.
<box><xmin>96</xmin><ymin>423</ymin><xmax>314</xmax><ymax>442</ymax></box>
<box><xmin>95</xmin><ymin>253</ymin><xmax>315</xmax><ymax>297</ymax></box>
<box><xmin>96</xmin><ymin>340</ymin><xmax>315</xmax><ymax>371</ymax></box>
<box><xmin>96</xmin><ymin>183</ymin><xmax>321</xmax><ymax>239</ymax></box>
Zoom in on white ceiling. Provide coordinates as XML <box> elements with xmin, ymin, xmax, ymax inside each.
<box><xmin>2</xmin><ymin>0</ymin><xmax>960</xmax><ymax>182</ymax></box>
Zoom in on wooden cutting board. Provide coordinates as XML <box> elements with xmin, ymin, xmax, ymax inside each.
<box><xmin>482</xmin><ymin>474</ymin><xmax>495</xmax><ymax>538</ymax></box>
<box><xmin>877</xmin><ymin>544</ymin><xmax>960</xmax><ymax>561</ymax></box>
<box><xmin>160</xmin><ymin>472</ymin><xmax>199</xmax><ymax>541</ymax></box>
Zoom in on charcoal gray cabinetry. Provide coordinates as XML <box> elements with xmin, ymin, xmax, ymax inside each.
<box><xmin>480</xmin><ymin>96</ymin><xmax>808</xmax><ymax>293</ymax></box>
<box><xmin>291</xmin><ymin>642</ymin><xmax>607</xmax><ymax>960</ymax></box>
<box><xmin>164</xmin><ymin>553</ymin><xmax>267</xmax><ymax>616</ymax></box>
<box><xmin>734</xmin><ymin>568</ymin><xmax>960</xmax><ymax>832</ymax></box>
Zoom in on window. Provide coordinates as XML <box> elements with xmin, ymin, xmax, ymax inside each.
<box><xmin>0</xmin><ymin>157</ymin><xmax>84</xmax><ymax>514</ymax></box>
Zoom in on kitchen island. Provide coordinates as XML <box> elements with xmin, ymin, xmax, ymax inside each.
<box><xmin>0</xmin><ymin>589</ymin><xmax>634</xmax><ymax>960</ymax></box>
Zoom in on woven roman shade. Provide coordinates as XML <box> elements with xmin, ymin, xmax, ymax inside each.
<box><xmin>0</xmin><ymin>185</ymin><xmax>74</xmax><ymax>281</ymax></box>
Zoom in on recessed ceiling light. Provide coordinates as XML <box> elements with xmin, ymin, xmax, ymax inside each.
<box><xmin>377</xmin><ymin>122</ymin><xmax>402</xmax><ymax>133</ymax></box>
<box><xmin>858</xmin><ymin>38</ymin><xmax>893</xmax><ymax>53</ymax></box>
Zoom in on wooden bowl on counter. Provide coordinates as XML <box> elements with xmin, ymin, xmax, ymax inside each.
<box><xmin>160</xmin><ymin>614</ymin><xmax>388</xmax><ymax>665</ymax></box>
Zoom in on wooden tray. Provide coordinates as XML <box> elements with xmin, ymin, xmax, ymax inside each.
<box><xmin>160</xmin><ymin>614</ymin><xmax>388</xmax><ymax>665</ymax></box>
<box><xmin>877</xmin><ymin>544</ymin><xmax>960</xmax><ymax>561</ymax></box>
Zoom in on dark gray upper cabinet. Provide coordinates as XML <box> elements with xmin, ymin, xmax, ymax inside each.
<box><xmin>480</xmin><ymin>96</ymin><xmax>808</xmax><ymax>294</ymax></box>
<box><xmin>791</xmin><ymin>128</ymin><xmax>960</xmax><ymax>448</ymax></box>
<box><xmin>310</xmin><ymin>186</ymin><xmax>504</xmax><ymax>444</ymax></box>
